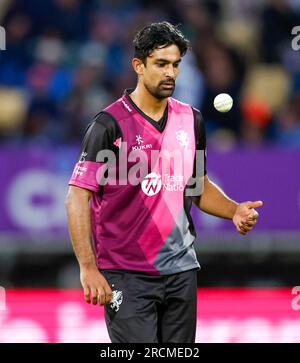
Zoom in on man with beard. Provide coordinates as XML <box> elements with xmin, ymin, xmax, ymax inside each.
<box><xmin>65</xmin><ymin>22</ymin><xmax>263</xmax><ymax>343</ymax></box>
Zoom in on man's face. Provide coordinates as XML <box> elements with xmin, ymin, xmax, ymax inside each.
<box><xmin>140</xmin><ymin>44</ymin><xmax>181</xmax><ymax>100</ymax></box>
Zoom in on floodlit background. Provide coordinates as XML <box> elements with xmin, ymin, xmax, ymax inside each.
<box><xmin>0</xmin><ymin>0</ymin><xmax>300</xmax><ymax>343</ymax></box>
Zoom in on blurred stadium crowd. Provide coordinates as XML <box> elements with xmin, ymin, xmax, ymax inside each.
<box><xmin>0</xmin><ymin>0</ymin><xmax>300</xmax><ymax>148</ymax></box>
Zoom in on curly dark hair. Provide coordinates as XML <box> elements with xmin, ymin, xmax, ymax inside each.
<box><xmin>133</xmin><ymin>21</ymin><xmax>191</xmax><ymax>64</ymax></box>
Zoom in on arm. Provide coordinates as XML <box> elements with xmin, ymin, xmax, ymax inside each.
<box><xmin>65</xmin><ymin>185</ymin><xmax>96</xmax><ymax>267</ymax></box>
<box><xmin>191</xmin><ymin>109</ymin><xmax>263</xmax><ymax>234</ymax></box>
<box><xmin>65</xmin><ymin>113</ymin><xmax>122</xmax><ymax>306</ymax></box>
<box><xmin>194</xmin><ymin>175</ymin><xmax>263</xmax><ymax>235</ymax></box>
<box><xmin>197</xmin><ymin>175</ymin><xmax>238</xmax><ymax>219</ymax></box>
<box><xmin>65</xmin><ymin>185</ymin><xmax>112</xmax><ymax>306</ymax></box>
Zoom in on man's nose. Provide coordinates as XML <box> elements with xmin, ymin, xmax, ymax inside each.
<box><xmin>164</xmin><ymin>65</ymin><xmax>176</xmax><ymax>78</ymax></box>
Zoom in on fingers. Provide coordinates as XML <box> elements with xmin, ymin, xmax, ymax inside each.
<box><xmin>247</xmin><ymin>209</ymin><xmax>259</xmax><ymax>219</ymax></box>
<box><xmin>234</xmin><ymin>201</ymin><xmax>262</xmax><ymax>236</ymax></box>
<box><xmin>104</xmin><ymin>285</ymin><xmax>113</xmax><ymax>305</ymax></box>
<box><xmin>84</xmin><ymin>286</ymin><xmax>91</xmax><ymax>304</ymax></box>
<box><xmin>83</xmin><ymin>286</ymin><xmax>107</xmax><ymax>306</ymax></box>
<box><xmin>98</xmin><ymin>279</ymin><xmax>113</xmax><ymax>306</ymax></box>
<box><xmin>83</xmin><ymin>284</ymin><xmax>112</xmax><ymax>306</ymax></box>
<box><xmin>91</xmin><ymin>287</ymin><xmax>98</xmax><ymax>305</ymax></box>
<box><xmin>237</xmin><ymin>215</ymin><xmax>258</xmax><ymax>235</ymax></box>
<box><xmin>241</xmin><ymin>217</ymin><xmax>256</xmax><ymax>227</ymax></box>
<box><xmin>247</xmin><ymin>200</ymin><xmax>263</xmax><ymax>209</ymax></box>
<box><xmin>242</xmin><ymin>221</ymin><xmax>255</xmax><ymax>228</ymax></box>
<box><xmin>92</xmin><ymin>286</ymin><xmax>111</xmax><ymax>306</ymax></box>
<box><xmin>97</xmin><ymin>287</ymin><xmax>106</xmax><ymax>306</ymax></box>
<box><xmin>240</xmin><ymin>210</ymin><xmax>259</xmax><ymax>226</ymax></box>
<box><xmin>81</xmin><ymin>269</ymin><xmax>113</xmax><ymax>307</ymax></box>
<box><xmin>239</xmin><ymin>223</ymin><xmax>253</xmax><ymax>232</ymax></box>
<box><xmin>238</xmin><ymin>217</ymin><xmax>258</xmax><ymax>235</ymax></box>
<box><xmin>237</xmin><ymin>225</ymin><xmax>247</xmax><ymax>235</ymax></box>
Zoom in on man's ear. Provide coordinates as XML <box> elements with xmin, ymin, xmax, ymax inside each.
<box><xmin>132</xmin><ymin>58</ymin><xmax>145</xmax><ymax>76</ymax></box>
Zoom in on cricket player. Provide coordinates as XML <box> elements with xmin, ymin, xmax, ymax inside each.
<box><xmin>65</xmin><ymin>22</ymin><xmax>263</xmax><ymax>343</ymax></box>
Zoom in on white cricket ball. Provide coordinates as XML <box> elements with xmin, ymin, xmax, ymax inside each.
<box><xmin>213</xmin><ymin>93</ymin><xmax>233</xmax><ymax>113</ymax></box>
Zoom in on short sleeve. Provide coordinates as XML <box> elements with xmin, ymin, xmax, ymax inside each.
<box><xmin>68</xmin><ymin>112</ymin><xmax>122</xmax><ymax>192</ymax></box>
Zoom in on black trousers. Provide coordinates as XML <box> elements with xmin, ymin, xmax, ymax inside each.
<box><xmin>100</xmin><ymin>268</ymin><xmax>198</xmax><ymax>343</ymax></box>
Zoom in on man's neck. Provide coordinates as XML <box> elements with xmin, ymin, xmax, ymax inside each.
<box><xmin>129</xmin><ymin>84</ymin><xmax>168</xmax><ymax>122</ymax></box>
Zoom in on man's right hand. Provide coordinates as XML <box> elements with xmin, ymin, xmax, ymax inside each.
<box><xmin>80</xmin><ymin>265</ymin><xmax>113</xmax><ymax>306</ymax></box>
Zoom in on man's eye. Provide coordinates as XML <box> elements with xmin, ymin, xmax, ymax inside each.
<box><xmin>174</xmin><ymin>63</ymin><xmax>179</xmax><ymax>68</ymax></box>
<box><xmin>157</xmin><ymin>64</ymin><xmax>165</xmax><ymax>67</ymax></box>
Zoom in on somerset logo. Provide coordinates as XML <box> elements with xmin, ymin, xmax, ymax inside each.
<box><xmin>141</xmin><ymin>172</ymin><xmax>162</xmax><ymax>196</ymax></box>
<box><xmin>176</xmin><ymin>129</ymin><xmax>189</xmax><ymax>149</ymax></box>
<box><xmin>110</xmin><ymin>288</ymin><xmax>123</xmax><ymax>312</ymax></box>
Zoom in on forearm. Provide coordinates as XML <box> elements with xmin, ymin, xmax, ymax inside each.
<box><xmin>196</xmin><ymin>176</ymin><xmax>238</xmax><ymax>219</ymax></box>
<box><xmin>65</xmin><ymin>189</ymin><xmax>97</xmax><ymax>268</ymax></box>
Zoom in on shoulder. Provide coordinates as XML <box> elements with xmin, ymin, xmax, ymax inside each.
<box><xmin>93</xmin><ymin>111</ymin><xmax>119</xmax><ymax>129</ymax></box>
<box><xmin>169</xmin><ymin>97</ymin><xmax>191</xmax><ymax>111</ymax></box>
<box><xmin>191</xmin><ymin>107</ymin><xmax>204</xmax><ymax>123</ymax></box>
<box><xmin>80</xmin><ymin>111</ymin><xmax>122</xmax><ymax>152</ymax></box>
<box><xmin>104</xmin><ymin>96</ymin><xmax>134</xmax><ymax>121</ymax></box>
<box><xmin>85</xmin><ymin>111</ymin><xmax>121</xmax><ymax>137</ymax></box>
<box><xmin>169</xmin><ymin>98</ymin><xmax>203</xmax><ymax>120</ymax></box>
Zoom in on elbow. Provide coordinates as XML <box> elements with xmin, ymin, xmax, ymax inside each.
<box><xmin>64</xmin><ymin>190</ymin><xmax>73</xmax><ymax>210</ymax></box>
<box><xmin>64</xmin><ymin>197</ymin><xmax>70</xmax><ymax>211</ymax></box>
<box><xmin>64</xmin><ymin>186</ymin><xmax>92</xmax><ymax>210</ymax></box>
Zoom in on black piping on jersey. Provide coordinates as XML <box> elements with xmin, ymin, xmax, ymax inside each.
<box><xmin>94</xmin><ymin>111</ymin><xmax>123</xmax><ymax>199</ymax></box>
<box><xmin>183</xmin><ymin>188</ymin><xmax>197</xmax><ymax>238</ymax></box>
<box><xmin>124</xmin><ymin>88</ymin><xmax>168</xmax><ymax>133</ymax></box>
<box><xmin>192</xmin><ymin>107</ymin><xmax>207</xmax><ymax>178</ymax></box>
<box><xmin>183</xmin><ymin>107</ymin><xmax>207</xmax><ymax>237</ymax></box>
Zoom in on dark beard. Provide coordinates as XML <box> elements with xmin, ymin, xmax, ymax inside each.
<box><xmin>144</xmin><ymin>81</ymin><xmax>175</xmax><ymax>100</ymax></box>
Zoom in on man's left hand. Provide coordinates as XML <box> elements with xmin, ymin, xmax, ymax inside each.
<box><xmin>233</xmin><ymin>201</ymin><xmax>263</xmax><ymax>236</ymax></box>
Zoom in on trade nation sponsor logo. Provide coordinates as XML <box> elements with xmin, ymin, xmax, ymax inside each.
<box><xmin>141</xmin><ymin>172</ymin><xmax>185</xmax><ymax>196</ymax></box>
<box><xmin>141</xmin><ymin>172</ymin><xmax>162</xmax><ymax>196</ymax></box>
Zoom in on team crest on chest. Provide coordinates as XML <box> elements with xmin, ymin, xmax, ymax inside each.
<box><xmin>175</xmin><ymin>128</ymin><xmax>189</xmax><ymax>149</ymax></box>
